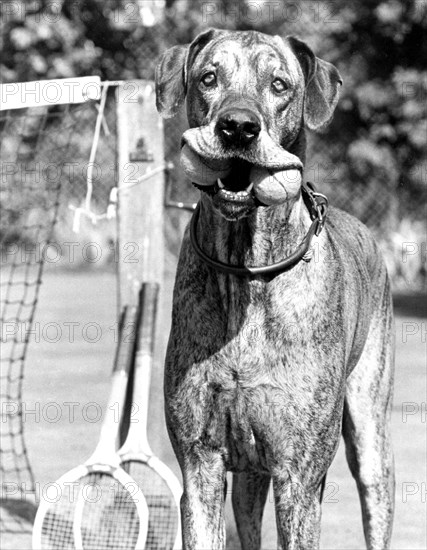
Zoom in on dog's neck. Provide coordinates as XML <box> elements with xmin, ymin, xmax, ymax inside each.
<box><xmin>197</xmin><ymin>191</ymin><xmax>312</xmax><ymax>270</ymax></box>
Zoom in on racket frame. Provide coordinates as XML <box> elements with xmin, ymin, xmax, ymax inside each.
<box><xmin>32</xmin><ymin>463</ymin><xmax>148</xmax><ymax>550</ymax></box>
<box><xmin>32</xmin><ymin>304</ymin><xmax>149</xmax><ymax>550</ymax></box>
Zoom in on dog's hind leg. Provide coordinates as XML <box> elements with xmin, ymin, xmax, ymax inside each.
<box><xmin>232</xmin><ymin>471</ymin><xmax>271</xmax><ymax>550</ymax></box>
<box><xmin>342</xmin><ymin>282</ymin><xmax>395</xmax><ymax>549</ymax></box>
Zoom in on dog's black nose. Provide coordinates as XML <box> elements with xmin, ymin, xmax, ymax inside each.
<box><xmin>216</xmin><ymin>109</ymin><xmax>261</xmax><ymax>146</ymax></box>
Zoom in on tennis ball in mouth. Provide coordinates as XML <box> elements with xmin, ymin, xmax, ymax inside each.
<box><xmin>250</xmin><ymin>166</ymin><xmax>302</xmax><ymax>205</ymax></box>
<box><xmin>180</xmin><ymin>144</ymin><xmax>232</xmax><ymax>185</ymax></box>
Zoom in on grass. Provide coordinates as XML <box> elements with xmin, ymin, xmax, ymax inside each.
<box><xmin>1</xmin><ymin>263</ymin><xmax>426</xmax><ymax>549</ymax></box>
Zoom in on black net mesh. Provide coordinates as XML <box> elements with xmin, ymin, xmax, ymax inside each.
<box><xmin>0</xmin><ymin>96</ymin><xmax>117</xmax><ymax>535</ymax></box>
<box><xmin>1</xmin><ymin>104</ymin><xmax>68</xmax><ymax>534</ymax></box>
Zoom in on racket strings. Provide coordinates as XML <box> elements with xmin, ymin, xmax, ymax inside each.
<box><xmin>122</xmin><ymin>461</ymin><xmax>178</xmax><ymax>549</ymax></box>
<box><xmin>41</xmin><ymin>509</ymin><xmax>74</xmax><ymax>549</ymax></box>
<box><xmin>78</xmin><ymin>473</ymin><xmax>141</xmax><ymax>550</ymax></box>
<box><xmin>38</xmin><ymin>473</ymin><xmax>143</xmax><ymax>550</ymax></box>
<box><xmin>39</xmin><ymin>481</ymin><xmax>80</xmax><ymax>549</ymax></box>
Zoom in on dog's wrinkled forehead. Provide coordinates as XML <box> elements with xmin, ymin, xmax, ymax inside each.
<box><xmin>187</xmin><ymin>32</ymin><xmax>301</xmax><ymax>86</ymax></box>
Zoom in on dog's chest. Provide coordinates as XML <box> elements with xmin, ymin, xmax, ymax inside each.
<box><xmin>186</xmin><ymin>275</ymin><xmax>343</xmax><ymax>472</ymax></box>
<box><xmin>217</xmin><ymin>273</ymin><xmax>322</xmax><ymax>361</ymax></box>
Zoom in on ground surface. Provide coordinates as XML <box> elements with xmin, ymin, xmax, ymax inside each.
<box><xmin>2</xmin><ymin>265</ymin><xmax>426</xmax><ymax>549</ymax></box>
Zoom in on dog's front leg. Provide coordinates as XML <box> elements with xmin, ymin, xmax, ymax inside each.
<box><xmin>273</xmin><ymin>476</ymin><xmax>322</xmax><ymax>550</ymax></box>
<box><xmin>180</xmin><ymin>451</ymin><xmax>227</xmax><ymax>550</ymax></box>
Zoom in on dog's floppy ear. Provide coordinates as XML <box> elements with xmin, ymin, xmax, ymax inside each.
<box><xmin>287</xmin><ymin>36</ymin><xmax>343</xmax><ymax>131</ymax></box>
<box><xmin>155</xmin><ymin>45</ymin><xmax>187</xmax><ymax>118</ymax></box>
<box><xmin>155</xmin><ymin>28</ymin><xmax>221</xmax><ymax>118</ymax></box>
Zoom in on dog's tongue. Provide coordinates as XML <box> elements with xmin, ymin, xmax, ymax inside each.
<box><xmin>182</xmin><ymin>125</ymin><xmax>303</xmax><ymax>171</ymax></box>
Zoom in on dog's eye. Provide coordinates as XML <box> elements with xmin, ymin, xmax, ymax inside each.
<box><xmin>271</xmin><ymin>78</ymin><xmax>288</xmax><ymax>94</ymax></box>
<box><xmin>201</xmin><ymin>72</ymin><xmax>217</xmax><ymax>87</ymax></box>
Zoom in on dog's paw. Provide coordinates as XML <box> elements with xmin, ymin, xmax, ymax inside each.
<box><xmin>250</xmin><ymin>166</ymin><xmax>302</xmax><ymax>205</ymax></box>
<box><xmin>180</xmin><ymin>144</ymin><xmax>232</xmax><ymax>185</ymax></box>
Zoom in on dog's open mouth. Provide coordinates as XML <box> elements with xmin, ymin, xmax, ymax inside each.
<box><xmin>181</xmin><ymin>127</ymin><xmax>304</xmax><ymax>220</ymax></box>
<box><xmin>193</xmin><ymin>159</ymin><xmax>258</xmax><ymax>220</ymax></box>
<box><xmin>217</xmin><ymin>179</ymin><xmax>254</xmax><ymax>200</ymax></box>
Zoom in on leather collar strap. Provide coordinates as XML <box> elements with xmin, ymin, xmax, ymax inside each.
<box><xmin>190</xmin><ymin>181</ymin><xmax>328</xmax><ymax>277</ymax></box>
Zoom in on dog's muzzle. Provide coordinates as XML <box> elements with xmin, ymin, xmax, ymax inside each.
<box><xmin>181</xmin><ymin>123</ymin><xmax>304</xmax><ymax>221</ymax></box>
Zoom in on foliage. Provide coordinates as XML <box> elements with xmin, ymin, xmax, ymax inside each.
<box><xmin>318</xmin><ymin>0</ymin><xmax>427</xmax><ymax>222</ymax></box>
<box><xmin>2</xmin><ymin>0</ymin><xmax>425</xmax><ymax>225</ymax></box>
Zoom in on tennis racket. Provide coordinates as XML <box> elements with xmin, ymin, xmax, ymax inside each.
<box><xmin>119</xmin><ymin>282</ymin><xmax>182</xmax><ymax>549</ymax></box>
<box><xmin>32</xmin><ymin>304</ymin><xmax>149</xmax><ymax>550</ymax></box>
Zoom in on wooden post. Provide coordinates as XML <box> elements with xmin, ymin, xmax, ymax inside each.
<box><xmin>116</xmin><ymin>81</ymin><xmax>165</xmax><ymax>442</ymax></box>
<box><xmin>116</xmin><ymin>80</ymin><xmax>165</xmax><ymax>308</ymax></box>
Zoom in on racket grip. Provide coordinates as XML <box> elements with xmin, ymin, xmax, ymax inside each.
<box><xmin>113</xmin><ymin>304</ymin><xmax>139</xmax><ymax>374</ymax></box>
<box><xmin>137</xmin><ymin>282</ymin><xmax>159</xmax><ymax>356</ymax></box>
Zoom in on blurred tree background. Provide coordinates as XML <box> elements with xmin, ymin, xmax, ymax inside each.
<box><xmin>1</xmin><ymin>0</ymin><xmax>426</xmax><ymax>286</ymax></box>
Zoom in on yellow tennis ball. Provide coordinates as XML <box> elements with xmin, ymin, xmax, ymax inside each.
<box><xmin>251</xmin><ymin>166</ymin><xmax>302</xmax><ymax>205</ymax></box>
<box><xmin>180</xmin><ymin>144</ymin><xmax>232</xmax><ymax>185</ymax></box>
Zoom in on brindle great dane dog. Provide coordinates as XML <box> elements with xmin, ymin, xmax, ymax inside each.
<box><xmin>156</xmin><ymin>29</ymin><xmax>395</xmax><ymax>550</ymax></box>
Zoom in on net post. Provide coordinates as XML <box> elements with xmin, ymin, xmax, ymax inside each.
<box><xmin>116</xmin><ymin>80</ymin><xmax>165</xmax><ymax>443</ymax></box>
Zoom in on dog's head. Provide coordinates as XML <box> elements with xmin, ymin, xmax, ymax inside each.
<box><xmin>156</xmin><ymin>29</ymin><xmax>342</xmax><ymax>221</ymax></box>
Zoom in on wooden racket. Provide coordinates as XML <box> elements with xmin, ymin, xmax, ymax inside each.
<box><xmin>119</xmin><ymin>282</ymin><xmax>182</xmax><ymax>549</ymax></box>
<box><xmin>32</xmin><ymin>305</ymin><xmax>148</xmax><ymax>550</ymax></box>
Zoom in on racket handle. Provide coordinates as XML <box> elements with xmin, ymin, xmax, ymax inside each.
<box><xmin>137</xmin><ymin>282</ymin><xmax>159</xmax><ymax>357</ymax></box>
<box><xmin>113</xmin><ymin>304</ymin><xmax>139</xmax><ymax>375</ymax></box>
<box><xmin>94</xmin><ymin>304</ymin><xmax>139</xmax><ymax>449</ymax></box>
